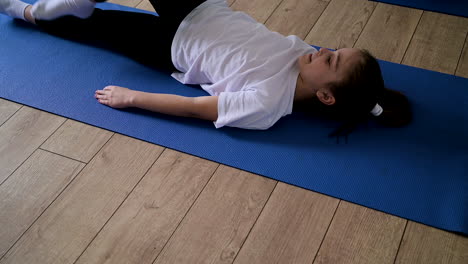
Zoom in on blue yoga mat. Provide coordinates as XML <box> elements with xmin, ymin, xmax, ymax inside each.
<box><xmin>1</xmin><ymin>2</ymin><xmax>467</xmax><ymax>235</ymax></box>
<box><xmin>371</xmin><ymin>0</ymin><xmax>468</xmax><ymax>18</ymax></box>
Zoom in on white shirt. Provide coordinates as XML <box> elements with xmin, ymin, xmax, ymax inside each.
<box><xmin>171</xmin><ymin>0</ymin><xmax>315</xmax><ymax>129</ymax></box>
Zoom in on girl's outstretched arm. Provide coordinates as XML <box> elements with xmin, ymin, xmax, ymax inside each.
<box><xmin>95</xmin><ymin>85</ymin><xmax>219</xmax><ymax>122</ymax></box>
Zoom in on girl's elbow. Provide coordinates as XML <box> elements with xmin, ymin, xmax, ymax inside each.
<box><xmin>190</xmin><ymin>96</ymin><xmax>219</xmax><ymax>121</ymax></box>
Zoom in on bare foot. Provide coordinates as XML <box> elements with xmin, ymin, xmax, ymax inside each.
<box><xmin>95</xmin><ymin>85</ymin><xmax>135</xmax><ymax>108</ymax></box>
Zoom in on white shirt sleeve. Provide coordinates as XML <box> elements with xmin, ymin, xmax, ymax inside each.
<box><xmin>214</xmin><ymin>90</ymin><xmax>279</xmax><ymax>130</ymax></box>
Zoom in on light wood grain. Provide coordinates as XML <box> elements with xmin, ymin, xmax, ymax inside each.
<box><xmin>231</xmin><ymin>0</ymin><xmax>283</xmax><ymax>23</ymax></box>
<box><xmin>354</xmin><ymin>3</ymin><xmax>422</xmax><ymax>62</ymax></box>
<box><xmin>108</xmin><ymin>0</ymin><xmax>142</xmax><ymax>8</ymax></box>
<box><xmin>0</xmin><ymin>107</ymin><xmax>65</xmax><ymax>184</ymax></box>
<box><xmin>402</xmin><ymin>12</ymin><xmax>468</xmax><ymax>74</ymax></box>
<box><xmin>0</xmin><ymin>150</ymin><xmax>84</xmax><ymax>259</ymax></box>
<box><xmin>0</xmin><ymin>134</ymin><xmax>163</xmax><ymax>264</ymax></box>
<box><xmin>233</xmin><ymin>183</ymin><xmax>339</xmax><ymax>264</ymax></box>
<box><xmin>0</xmin><ymin>99</ymin><xmax>21</xmax><ymax>125</ymax></box>
<box><xmin>305</xmin><ymin>0</ymin><xmax>376</xmax><ymax>49</ymax></box>
<box><xmin>136</xmin><ymin>0</ymin><xmax>155</xmax><ymax>12</ymax></box>
<box><xmin>265</xmin><ymin>0</ymin><xmax>330</xmax><ymax>39</ymax></box>
<box><xmin>395</xmin><ymin>222</ymin><xmax>468</xmax><ymax>264</ymax></box>
<box><xmin>41</xmin><ymin>120</ymin><xmax>113</xmax><ymax>163</ymax></box>
<box><xmin>75</xmin><ymin>149</ymin><xmax>218</xmax><ymax>264</ymax></box>
<box><xmin>455</xmin><ymin>36</ymin><xmax>468</xmax><ymax>78</ymax></box>
<box><xmin>153</xmin><ymin>165</ymin><xmax>276</xmax><ymax>264</ymax></box>
<box><xmin>313</xmin><ymin>201</ymin><xmax>406</xmax><ymax>264</ymax></box>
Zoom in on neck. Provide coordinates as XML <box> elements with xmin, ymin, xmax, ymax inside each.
<box><xmin>294</xmin><ymin>74</ymin><xmax>315</xmax><ymax>102</ymax></box>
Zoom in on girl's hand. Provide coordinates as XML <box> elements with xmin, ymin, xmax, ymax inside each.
<box><xmin>94</xmin><ymin>85</ymin><xmax>135</xmax><ymax>108</ymax></box>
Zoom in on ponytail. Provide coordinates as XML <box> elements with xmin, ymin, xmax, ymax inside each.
<box><xmin>373</xmin><ymin>88</ymin><xmax>411</xmax><ymax>127</ymax></box>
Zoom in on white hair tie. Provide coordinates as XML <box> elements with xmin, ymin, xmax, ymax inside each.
<box><xmin>371</xmin><ymin>103</ymin><xmax>383</xmax><ymax>116</ymax></box>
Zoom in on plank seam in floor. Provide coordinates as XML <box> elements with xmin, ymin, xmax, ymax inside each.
<box><xmin>0</xmin><ymin>104</ymin><xmax>23</xmax><ymax>127</ymax></box>
<box><xmin>303</xmin><ymin>0</ymin><xmax>332</xmax><ymax>44</ymax></box>
<box><xmin>351</xmin><ymin>2</ymin><xmax>378</xmax><ymax>48</ymax></box>
<box><xmin>71</xmin><ymin>143</ymin><xmax>165</xmax><ymax>264</ymax></box>
<box><xmin>0</xmin><ymin>148</ymin><xmax>88</xmax><ymax>262</ymax></box>
<box><xmin>310</xmin><ymin>199</ymin><xmax>341</xmax><ymax>264</ymax></box>
<box><xmin>38</xmin><ymin>147</ymin><xmax>90</xmax><ymax>165</ymax></box>
<box><xmin>400</xmin><ymin>11</ymin><xmax>424</xmax><ymax>64</ymax></box>
<box><xmin>37</xmin><ymin>117</ymin><xmax>68</xmax><ymax>153</ymax></box>
<box><xmin>0</xmin><ymin>114</ymin><xmax>66</xmax><ymax>187</ymax></box>
<box><xmin>455</xmin><ymin>31</ymin><xmax>468</xmax><ymax>75</ymax></box>
<box><xmin>230</xmin><ymin>181</ymin><xmax>279</xmax><ymax>264</ymax></box>
<box><xmin>150</xmin><ymin>163</ymin><xmax>222</xmax><ymax>264</ymax></box>
<box><xmin>261</xmin><ymin>0</ymin><xmax>284</xmax><ymax>24</ymax></box>
<box><xmin>392</xmin><ymin>221</ymin><xmax>409</xmax><ymax>264</ymax></box>
<box><xmin>0</xmin><ymin>134</ymin><xmax>113</xmax><ymax>260</ymax></box>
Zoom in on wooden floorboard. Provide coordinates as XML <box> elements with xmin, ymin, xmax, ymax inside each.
<box><xmin>136</xmin><ymin>0</ymin><xmax>155</xmax><ymax>12</ymax></box>
<box><xmin>395</xmin><ymin>222</ymin><xmax>468</xmax><ymax>264</ymax></box>
<box><xmin>264</xmin><ymin>0</ymin><xmax>330</xmax><ymax>39</ymax></box>
<box><xmin>455</xmin><ymin>36</ymin><xmax>468</xmax><ymax>78</ymax></box>
<box><xmin>402</xmin><ymin>12</ymin><xmax>468</xmax><ymax>74</ymax></box>
<box><xmin>0</xmin><ymin>99</ymin><xmax>21</xmax><ymax>125</ymax></box>
<box><xmin>0</xmin><ymin>150</ymin><xmax>84</xmax><ymax>259</ymax></box>
<box><xmin>354</xmin><ymin>3</ymin><xmax>422</xmax><ymax>62</ymax></box>
<box><xmin>41</xmin><ymin>120</ymin><xmax>113</xmax><ymax>163</ymax></box>
<box><xmin>0</xmin><ymin>107</ymin><xmax>65</xmax><ymax>184</ymax></box>
<box><xmin>233</xmin><ymin>183</ymin><xmax>339</xmax><ymax>264</ymax></box>
<box><xmin>153</xmin><ymin>166</ymin><xmax>276</xmax><ymax>264</ymax></box>
<box><xmin>0</xmin><ymin>135</ymin><xmax>163</xmax><ymax>264</ymax></box>
<box><xmin>75</xmin><ymin>149</ymin><xmax>218</xmax><ymax>264</ymax></box>
<box><xmin>305</xmin><ymin>0</ymin><xmax>377</xmax><ymax>49</ymax></box>
<box><xmin>0</xmin><ymin>0</ymin><xmax>467</xmax><ymax>264</ymax></box>
<box><xmin>231</xmin><ymin>0</ymin><xmax>282</xmax><ymax>23</ymax></box>
<box><xmin>108</xmin><ymin>0</ymin><xmax>142</xmax><ymax>7</ymax></box>
<box><xmin>313</xmin><ymin>202</ymin><xmax>406</xmax><ymax>264</ymax></box>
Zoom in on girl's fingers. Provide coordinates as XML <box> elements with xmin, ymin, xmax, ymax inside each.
<box><xmin>95</xmin><ymin>89</ymin><xmax>107</xmax><ymax>95</ymax></box>
<box><xmin>98</xmin><ymin>99</ymin><xmax>109</xmax><ymax>105</ymax></box>
<box><xmin>95</xmin><ymin>94</ymin><xmax>107</xmax><ymax>99</ymax></box>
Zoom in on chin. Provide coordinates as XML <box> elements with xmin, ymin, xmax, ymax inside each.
<box><xmin>298</xmin><ymin>54</ymin><xmax>308</xmax><ymax>67</ymax></box>
<box><xmin>297</xmin><ymin>56</ymin><xmax>304</xmax><ymax>68</ymax></box>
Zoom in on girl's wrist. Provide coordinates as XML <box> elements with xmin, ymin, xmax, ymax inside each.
<box><xmin>127</xmin><ymin>90</ymin><xmax>138</xmax><ymax>107</ymax></box>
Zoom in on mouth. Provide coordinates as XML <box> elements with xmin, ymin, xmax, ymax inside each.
<box><xmin>308</xmin><ymin>53</ymin><xmax>313</xmax><ymax>63</ymax></box>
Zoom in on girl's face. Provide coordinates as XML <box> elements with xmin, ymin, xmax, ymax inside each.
<box><xmin>298</xmin><ymin>48</ymin><xmax>362</xmax><ymax>93</ymax></box>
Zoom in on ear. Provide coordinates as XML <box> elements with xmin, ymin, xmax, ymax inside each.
<box><xmin>316</xmin><ymin>90</ymin><xmax>336</xmax><ymax>106</ymax></box>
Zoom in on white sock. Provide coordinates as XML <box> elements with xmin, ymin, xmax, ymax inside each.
<box><xmin>31</xmin><ymin>0</ymin><xmax>96</xmax><ymax>20</ymax></box>
<box><xmin>0</xmin><ymin>0</ymin><xmax>29</xmax><ymax>20</ymax></box>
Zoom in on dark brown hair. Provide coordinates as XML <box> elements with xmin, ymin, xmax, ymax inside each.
<box><xmin>295</xmin><ymin>49</ymin><xmax>411</xmax><ymax>134</ymax></box>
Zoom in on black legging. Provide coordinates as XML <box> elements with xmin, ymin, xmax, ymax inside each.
<box><xmin>35</xmin><ymin>0</ymin><xmax>207</xmax><ymax>72</ymax></box>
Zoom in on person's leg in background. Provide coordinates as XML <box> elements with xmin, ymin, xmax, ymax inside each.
<box><xmin>34</xmin><ymin>8</ymin><xmax>177</xmax><ymax>71</ymax></box>
<box><xmin>1</xmin><ymin>0</ymin><xmax>179</xmax><ymax>71</ymax></box>
<box><xmin>1</xmin><ymin>0</ymin><xmax>211</xmax><ymax>71</ymax></box>
<box><xmin>36</xmin><ymin>8</ymin><xmax>175</xmax><ymax>71</ymax></box>
<box><xmin>32</xmin><ymin>0</ymin><xmax>212</xmax><ymax>71</ymax></box>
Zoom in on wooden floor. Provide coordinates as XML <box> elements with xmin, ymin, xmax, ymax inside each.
<box><xmin>1</xmin><ymin>0</ymin><xmax>468</xmax><ymax>263</ymax></box>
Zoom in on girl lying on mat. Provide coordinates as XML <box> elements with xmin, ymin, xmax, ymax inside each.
<box><xmin>1</xmin><ymin>0</ymin><xmax>411</xmax><ymax>132</ymax></box>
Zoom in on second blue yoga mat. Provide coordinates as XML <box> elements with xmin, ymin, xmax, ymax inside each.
<box><xmin>371</xmin><ymin>0</ymin><xmax>468</xmax><ymax>18</ymax></box>
<box><xmin>1</xmin><ymin>2</ymin><xmax>467</xmax><ymax>234</ymax></box>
